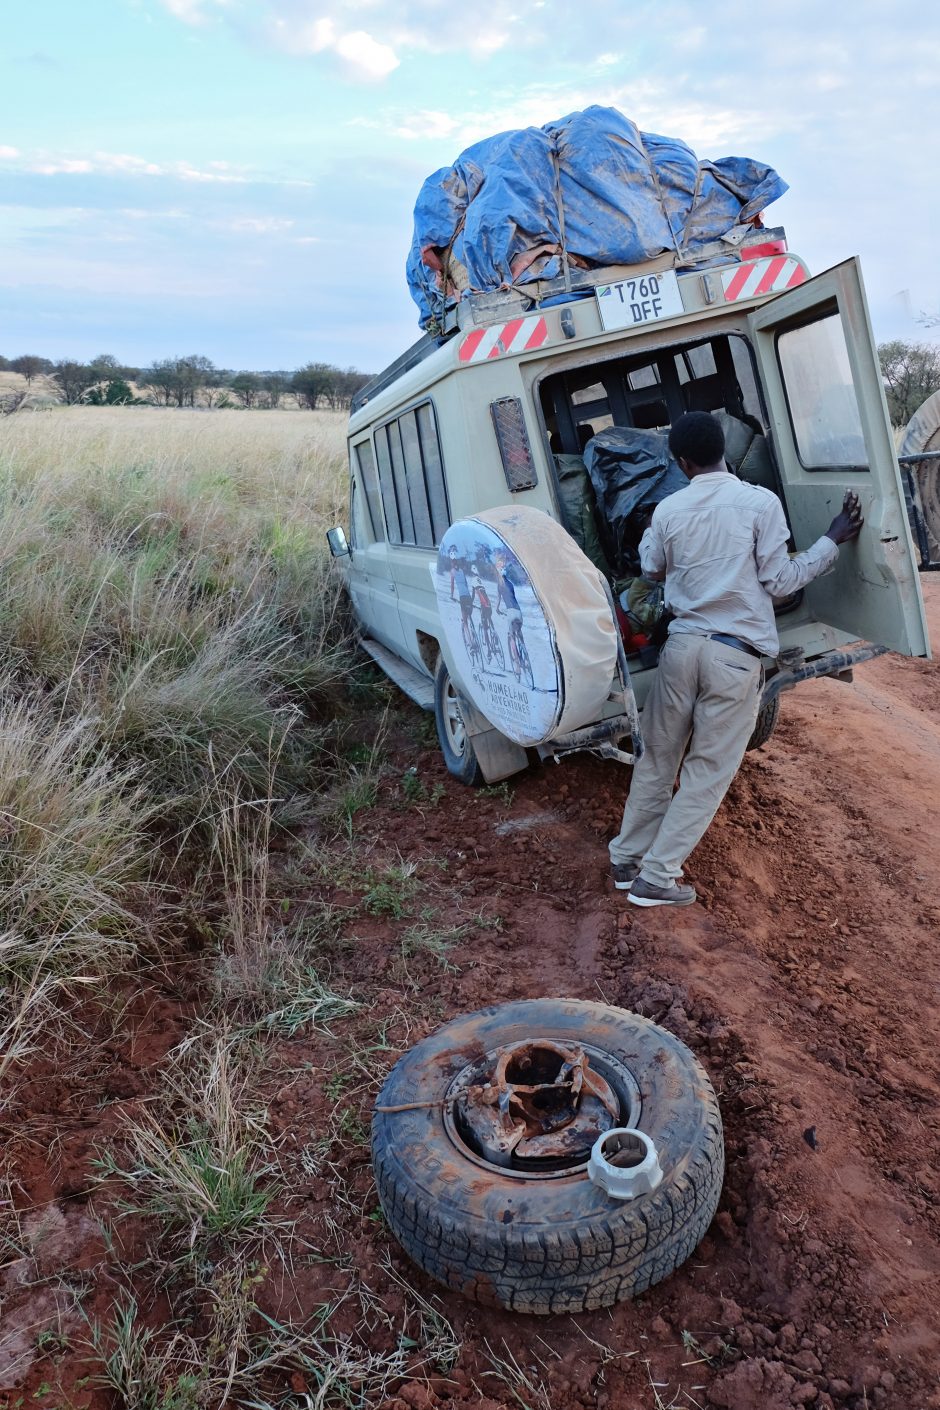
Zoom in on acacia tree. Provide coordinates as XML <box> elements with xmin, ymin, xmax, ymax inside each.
<box><xmin>10</xmin><ymin>355</ymin><xmax>52</xmax><ymax>386</ymax></box>
<box><xmin>52</xmin><ymin>360</ymin><xmax>96</xmax><ymax>405</ymax></box>
<box><xmin>878</xmin><ymin>340</ymin><xmax>940</xmax><ymax>427</ymax></box>
<box><xmin>143</xmin><ymin>358</ymin><xmax>178</xmax><ymax>407</ymax></box>
<box><xmin>332</xmin><ymin>367</ymin><xmax>371</xmax><ymax>409</ymax></box>
<box><xmin>260</xmin><ymin>370</ymin><xmax>289</xmax><ymax>408</ymax></box>
<box><xmin>291</xmin><ymin>362</ymin><xmax>334</xmax><ymax>409</ymax></box>
<box><xmin>142</xmin><ymin>355</ymin><xmax>218</xmax><ymax>407</ymax></box>
<box><xmin>230</xmin><ymin>372</ymin><xmax>261</xmax><ymax>408</ymax></box>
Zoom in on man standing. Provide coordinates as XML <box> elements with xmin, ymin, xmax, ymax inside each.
<box><xmin>610</xmin><ymin>411</ymin><xmax>863</xmax><ymax>908</ymax></box>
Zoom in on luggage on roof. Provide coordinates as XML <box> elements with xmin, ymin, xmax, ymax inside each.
<box><xmin>407</xmin><ymin>105</ymin><xmax>787</xmax><ymax>330</ymax></box>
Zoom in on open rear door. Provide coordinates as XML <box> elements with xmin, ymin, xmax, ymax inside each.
<box><xmin>747</xmin><ymin>258</ymin><xmax>929</xmax><ymax>657</ymax></box>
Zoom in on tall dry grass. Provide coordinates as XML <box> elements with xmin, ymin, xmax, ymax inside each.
<box><xmin>0</xmin><ymin>407</ymin><xmax>358</xmax><ymax>1080</ymax></box>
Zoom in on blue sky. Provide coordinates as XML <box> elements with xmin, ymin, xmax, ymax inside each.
<box><xmin>2</xmin><ymin>0</ymin><xmax>938</xmax><ymax>373</ymax></box>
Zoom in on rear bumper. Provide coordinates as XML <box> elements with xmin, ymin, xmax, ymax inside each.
<box><xmin>536</xmin><ymin>712</ymin><xmax>640</xmax><ymax>767</ymax></box>
<box><xmin>762</xmin><ymin>643</ymin><xmax>889</xmax><ymax>704</ymax></box>
<box><xmin>531</xmin><ymin>644</ymin><xmax>889</xmax><ymax>771</ymax></box>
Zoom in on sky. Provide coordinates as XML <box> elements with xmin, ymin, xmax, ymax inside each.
<box><xmin>2</xmin><ymin>0</ymin><xmax>938</xmax><ymax>375</ymax></box>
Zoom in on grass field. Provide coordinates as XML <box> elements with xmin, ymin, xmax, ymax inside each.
<box><xmin>0</xmin><ymin>406</ymin><xmax>356</xmax><ymax>1081</ymax></box>
<box><xmin>0</xmin><ymin>406</ymin><xmax>442</xmax><ymax>1406</ymax></box>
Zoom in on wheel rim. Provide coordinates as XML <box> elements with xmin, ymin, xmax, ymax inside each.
<box><xmin>443</xmin><ymin>1041</ymin><xmax>641</xmax><ymax>1181</ymax></box>
<box><xmin>443</xmin><ymin>678</ymin><xmax>467</xmax><ymax>756</ymax></box>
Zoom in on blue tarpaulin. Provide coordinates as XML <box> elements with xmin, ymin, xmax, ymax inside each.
<box><xmin>407</xmin><ymin>105</ymin><xmax>787</xmax><ymax>329</ymax></box>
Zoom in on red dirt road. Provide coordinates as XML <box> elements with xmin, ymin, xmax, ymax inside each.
<box><xmin>357</xmin><ymin>579</ymin><xmax>940</xmax><ymax>1409</ymax></box>
<box><xmin>4</xmin><ymin>581</ymin><xmax>940</xmax><ymax>1410</ymax></box>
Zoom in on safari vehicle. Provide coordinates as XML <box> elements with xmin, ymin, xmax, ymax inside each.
<box><xmin>327</xmin><ymin>229</ymin><xmax>930</xmax><ymax>784</ymax></box>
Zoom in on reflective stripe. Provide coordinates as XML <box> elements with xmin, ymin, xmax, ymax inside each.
<box><xmin>721</xmin><ymin>257</ymin><xmax>806</xmax><ymax>303</ymax></box>
<box><xmin>459</xmin><ymin>314</ymin><xmax>549</xmax><ymax>364</ymax></box>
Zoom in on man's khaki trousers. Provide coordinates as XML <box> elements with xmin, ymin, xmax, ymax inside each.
<box><xmin>609</xmin><ymin>633</ymin><xmax>763</xmax><ymax>887</ymax></box>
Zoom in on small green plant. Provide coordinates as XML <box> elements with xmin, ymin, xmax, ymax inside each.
<box><xmin>34</xmin><ymin>1329</ymin><xmax>70</xmax><ymax>1355</ymax></box>
<box><xmin>90</xmin><ymin>1299</ymin><xmax>206</xmax><ymax>1410</ymax></box>
<box><xmin>399</xmin><ymin>920</ymin><xmax>470</xmax><ymax>971</ymax></box>
<box><xmin>336</xmin><ymin>771</ymin><xmax>379</xmax><ymax>835</ymax></box>
<box><xmin>399</xmin><ymin>766</ymin><xmax>445</xmax><ymax>808</ymax></box>
<box><xmin>361</xmin><ymin>862</ymin><xmax>420</xmax><ymax>918</ymax></box>
<box><xmin>95</xmin><ymin>1040</ymin><xmax>280</xmax><ymax>1250</ymax></box>
<box><xmin>325</xmin><ymin>1069</ymin><xmax>355</xmax><ymax>1102</ymax></box>
<box><xmin>333</xmin><ymin>1107</ymin><xmax>369</xmax><ymax>1147</ymax></box>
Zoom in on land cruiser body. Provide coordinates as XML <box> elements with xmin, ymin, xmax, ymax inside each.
<box><xmin>328</xmin><ymin>233</ymin><xmax>930</xmax><ymax>784</ymax></box>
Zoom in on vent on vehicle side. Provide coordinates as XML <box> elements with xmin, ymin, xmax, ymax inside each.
<box><xmin>490</xmin><ymin>397</ymin><xmax>538</xmax><ymax>492</ymax></box>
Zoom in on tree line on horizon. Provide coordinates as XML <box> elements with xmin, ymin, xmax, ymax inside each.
<box><xmin>0</xmin><ymin>353</ymin><xmax>373</xmax><ymax>411</ymax></box>
<box><xmin>3</xmin><ymin>342</ymin><xmax>940</xmax><ymax>427</ymax></box>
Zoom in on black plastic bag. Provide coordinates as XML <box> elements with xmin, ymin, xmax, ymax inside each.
<box><xmin>584</xmin><ymin>428</ymin><xmax>688</xmax><ymax>575</ymax></box>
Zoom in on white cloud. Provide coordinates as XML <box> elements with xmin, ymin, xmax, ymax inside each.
<box><xmin>230</xmin><ymin>216</ymin><xmax>295</xmax><ymax>233</ymax></box>
<box><xmin>274</xmin><ymin>16</ymin><xmax>399</xmax><ymax>79</ymax></box>
<box><xmin>159</xmin><ymin>0</ymin><xmax>231</xmax><ymax>23</ymax></box>
<box><xmin>372</xmin><ymin>81</ymin><xmax>773</xmax><ymax>154</ymax></box>
<box><xmin>4</xmin><ymin>148</ymin><xmax>263</xmax><ymax>184</ymax></box>
<box><xmin>34</xmin><ymin>159</ymin><xmax>95</xmax><ymax>175</ymax></box>
<box><xmin>162</xmin><ymin>0</ymin><xmax>531</xmax><ymax>76</ymax></box>
<box><xmin>387</xmin><ymin>110</ymin><xmax>460</xmax><ymax>141</ymax></box>
<box><xmin>333</xmin><ymin>29</ymin><xmax>399</xmax><ymax>79</ymax></box>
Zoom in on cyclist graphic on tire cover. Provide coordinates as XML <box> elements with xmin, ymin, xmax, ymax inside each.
<box><xmin>495</xmin><ymin>552</ymin><xmax>524</xmax><ymax>640</ymax></box>
<box><xmin>471</xmin><ymin>575</ymin><xmax>493</xmax><ymax>631</ymax></box>
<box><xmin>448</xmin><ymin>545</ymin><xmax>474</xmax><ymax>628</ymax></box>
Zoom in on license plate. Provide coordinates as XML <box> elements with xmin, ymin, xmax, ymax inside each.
<box><xmin>595</xmin><ymin>269</ymin><xmax>684</xmax><ymax>331</ymax></box>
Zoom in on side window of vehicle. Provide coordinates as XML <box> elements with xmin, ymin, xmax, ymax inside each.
<box><xmin>776</xmin><ymin>315</ymin><xmax>869</xmax><ymax>470</ymax></box>
<box><xmin>354</xmin><ymin>440</ymin><xmax>385</xmax><ymax>541</ymax></box>
<box><xmin>375</xmin><ymin>402</ymin><xmax>450</xmax><ymax>549</ymax></box>
<box><xmin>373</xmin><ymin>429</ymin><xmax>402</xmax><ymax>542</ymax></box>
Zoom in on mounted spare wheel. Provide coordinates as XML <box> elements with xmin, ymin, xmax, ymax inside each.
<box><xmin>372</xmin><ymin>999</ymin><xmax>723</xmax><ymax>1314</ymax></box>
<box><xmin>429</xmin><ymin>508</ymin><xmax>619</xmax><ymax>773</ymax></box>
<box><xmin>900</xmin><ymin>389</ymin><xmax>940</xmax><ymax>560</ymax></box>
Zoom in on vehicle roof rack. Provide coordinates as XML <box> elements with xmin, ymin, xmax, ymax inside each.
<box><xmin>444</xmin><ymin>227</ymin><xmax>789</xmax><ymax>334</ymax></box>
<box><xmin>350</xmin><ymin>332</ymin><xmax>446</xmax><ymax>415</ymax></box>
<box><xmin>351</xmin><ymin>226</ymin><xmax>788</xmax><ymax>416</ymax></box>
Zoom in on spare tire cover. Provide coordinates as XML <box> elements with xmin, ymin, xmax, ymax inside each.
<box><xmin>429</xmin><ymin>506</ymin><xmax>618</xmax><ymax>747</ymax></box>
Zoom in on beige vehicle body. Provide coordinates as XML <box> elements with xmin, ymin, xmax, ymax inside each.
<box><xmin>331</xmin><ymin>233</ymin><xmax>930</xmax><ymax>783</ymax></box>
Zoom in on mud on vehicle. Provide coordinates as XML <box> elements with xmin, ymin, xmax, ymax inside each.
<box><xmin>328</xmin><ymin>233</ymin><xmax>929</xmax><ymax>784</ymax></box>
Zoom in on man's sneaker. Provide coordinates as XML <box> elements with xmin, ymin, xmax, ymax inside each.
<box><xmin>628</xmin><ymin>877</ymin><xmax>697</xmax><ymax>908</ymax></box>
<box><xmin>610</xmin><ymin>863</ymin><xmax>640</xmax><ymax>890</ymax></box>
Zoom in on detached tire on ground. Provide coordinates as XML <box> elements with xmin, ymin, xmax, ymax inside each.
<box><xmin>372</xmin><ymin>998</ymin><xmax>723</xmax><ymax>1314</ymax></box>
<box><xmin>433</xmin><ymin>658</ymin><xmax>483</xmax><ymax>786</ymax></box>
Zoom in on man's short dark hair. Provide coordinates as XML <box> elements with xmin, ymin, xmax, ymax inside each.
<box><xmin>668</xmin><ymin>411</ymin><xmax>725</xmax><ymax>468</ymax></box>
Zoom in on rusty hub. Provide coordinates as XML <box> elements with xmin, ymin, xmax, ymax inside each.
<box><xmin>449</xmin><ymin>1039</ymin><xmax>624</xmax><ymax>1171</ymax></box>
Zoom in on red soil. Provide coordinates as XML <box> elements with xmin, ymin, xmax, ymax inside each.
<box><xmin>4</xmin><ymin>580</ymin><xmax>940</xmax><ymax>1410</ymax></box>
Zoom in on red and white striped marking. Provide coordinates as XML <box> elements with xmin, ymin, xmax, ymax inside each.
<box><xmin>721</xmin><ymin>256</ymin><xmax>806</xmax><ymax>303</ymax></box>
<box><xmin>458</xmin><ymin>315</ymin><xmax>549</xmax><ymax>364</ymax></box>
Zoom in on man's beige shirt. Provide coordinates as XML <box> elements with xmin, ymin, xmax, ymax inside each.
<box><xmin>639</xmin><ymin>470</ymin><xmax>838</xmax><ymax>656</ymax></box>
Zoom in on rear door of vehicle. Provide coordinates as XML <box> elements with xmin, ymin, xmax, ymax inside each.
<box><xmin>747</xmin><ymin>258</ymin><xmax>929</xmax><ymax>657</ymax></box>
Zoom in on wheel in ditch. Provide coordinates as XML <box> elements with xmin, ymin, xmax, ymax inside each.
<box><xmin>372</xmin><ymin>997</ymin><xmax>724</xmax><ymax>1314</ymax></box>
<box><xmin>433</xmin><ymin>658</ymin><xmax>482</xmax><ymax>786</ymax></box>
<box><xmin>746</xmin><ymin>692</ymin><xmax>780</xmax><ymax>751</ymax></box>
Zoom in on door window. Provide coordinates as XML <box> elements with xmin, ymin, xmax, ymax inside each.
<box><xmin>354</xmin><ymin>440</ymin><xmax>385</xmax><ymax>541</ymax></box>
<box><xmin>777</xmin><ymin>314</ymin><xmax>869</xmax><ymax>470</ymax></box>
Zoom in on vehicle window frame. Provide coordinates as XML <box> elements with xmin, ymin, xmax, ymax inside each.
<box><xmin>773</xmin><ymin>306</ymin><xmax>870</xmax><ymax>473</ymax></box>
<box><xmin>352</xmin><ymin>438</ymin><xmax>385</xmax><ymax>543</ymax></box>
<box><xmin>371</xmin><ymin>397</ymin><xmax>451</xmax><ymax>550</ymax></box>
<box><xmin>536</xmin><ymin>328</ymin><xmax>769</xmax><ymax>452</ymax></box>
